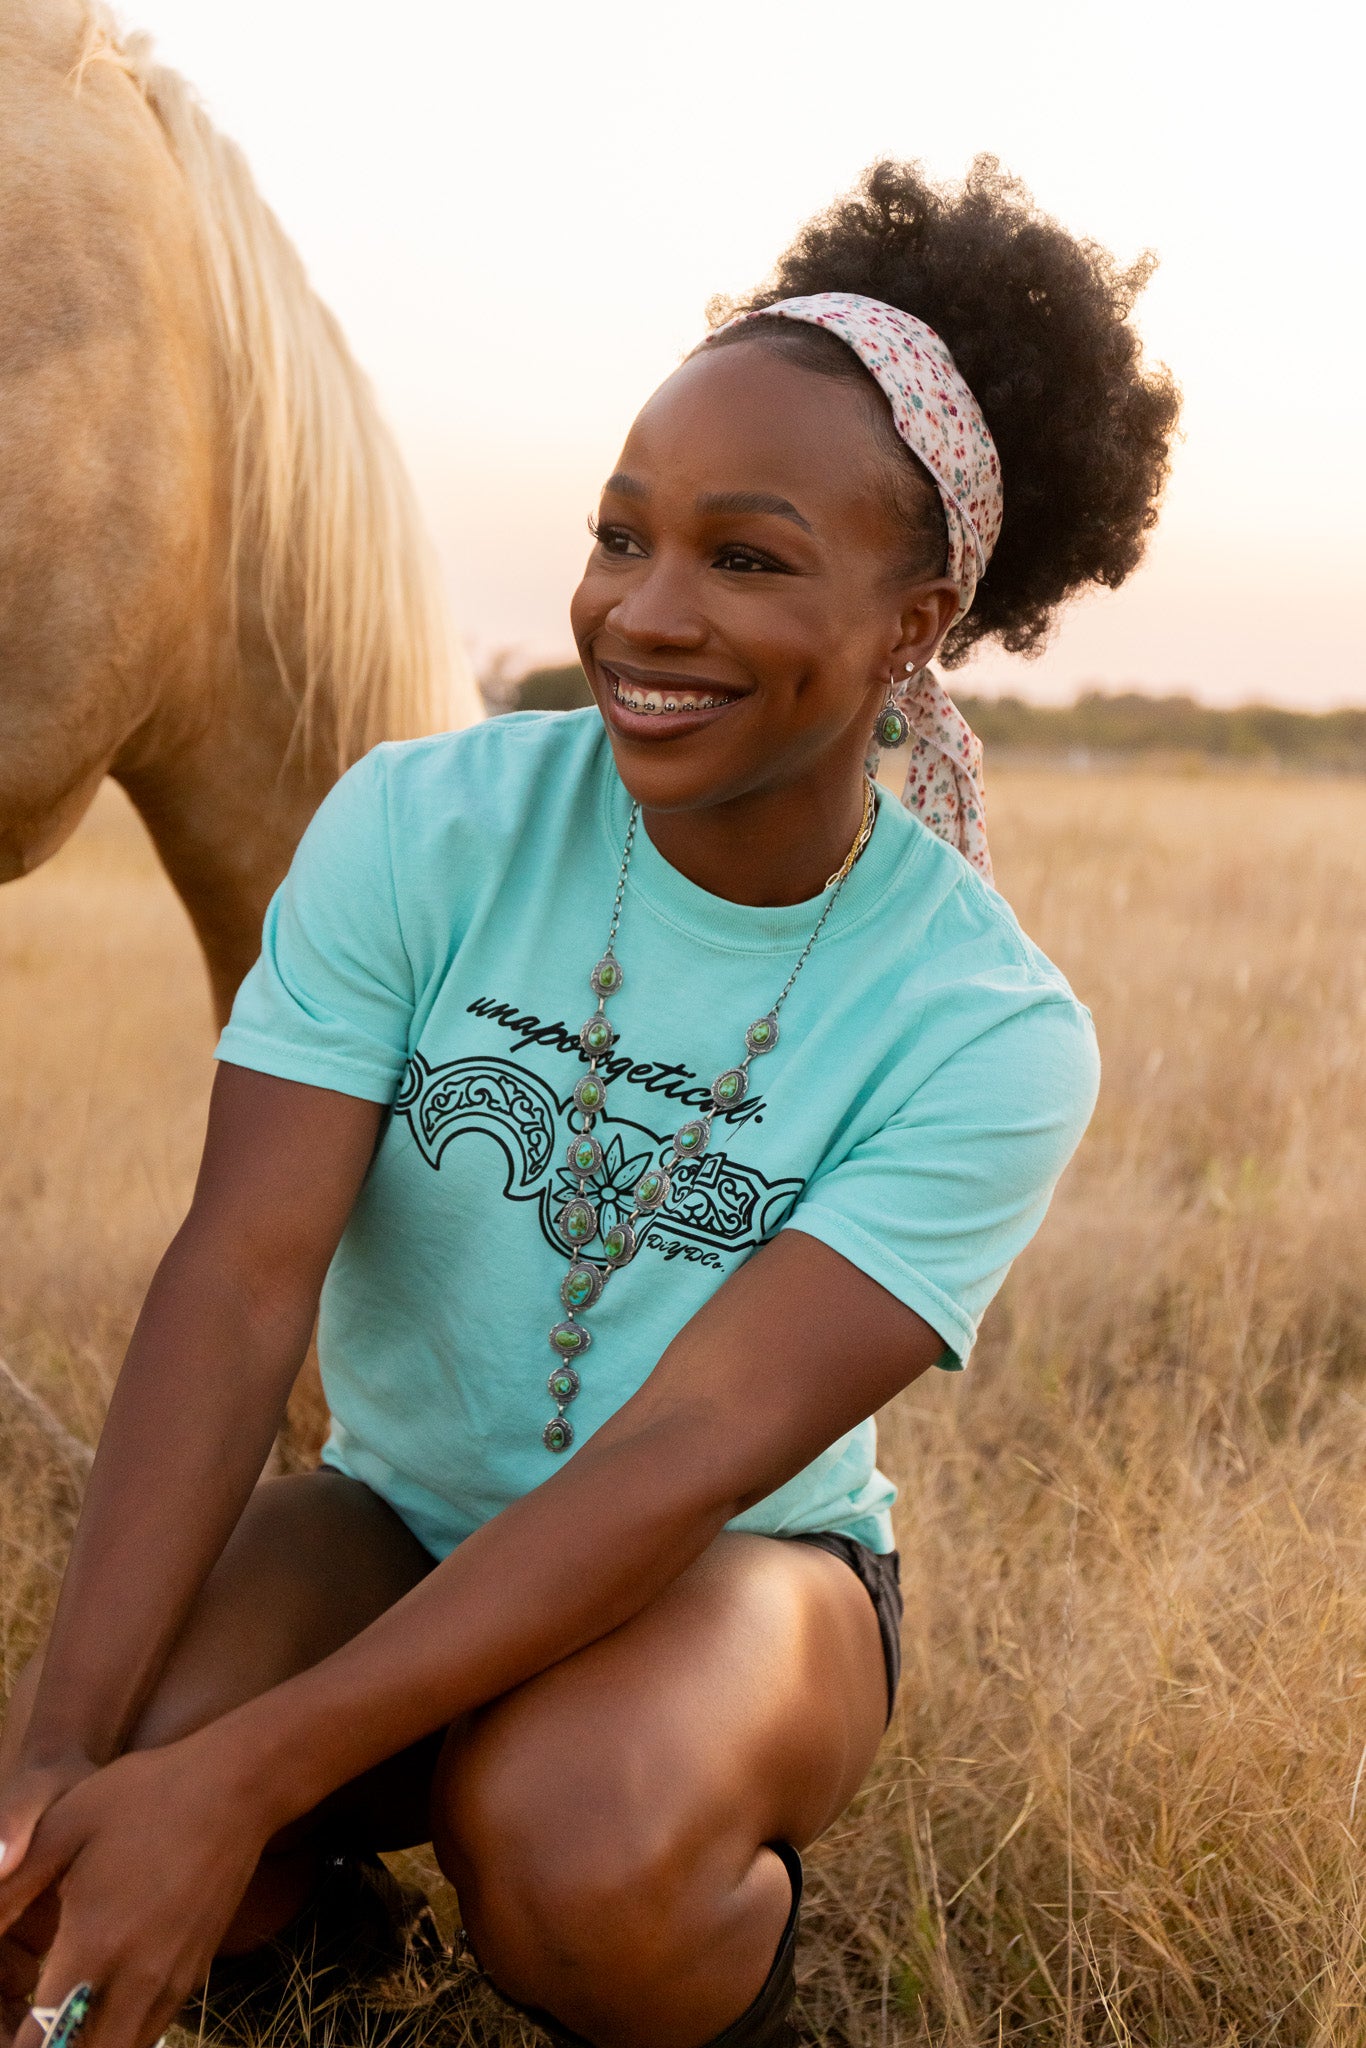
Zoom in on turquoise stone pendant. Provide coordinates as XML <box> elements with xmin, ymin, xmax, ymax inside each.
<box><xmin>671</xmin><ymin>1119</ymin><xmax>709</xmax><ymax>1161</ymax></box>
<box><xmin>633</xmin><ymin>1165</ymin><xmax>670</xmax><ymax>1211</ymax></box>
<box><xmin>602</xmin><ymin>1219</ymin><xmax>636</xmax><ymax>1264</ymax></box>
<box><xmin>745</xmin><ymin>1013</ymin><xmax>779</xmax><ymax>1056</ymax></box>
<box><xmin>548</xmin><ymin>1363</ymin><xmax>581</xmax><ymax>1404</ymax></box>
<box><xmin>579</xmin><ymin>1013</ymin><xmax>616</xmax><ymax>1055</ymax></box>
<box><xmin>549</xmin><ymin>1320</ymin><xmax>591</xmax><ymax>1357</ymax></box>
<box><xmin>543</xmin><ymin>1415</ymin><xmax>574</xmax><ymax>1452</ymax></box>
<box><xmin>590</xmin><ymin>953</ymin><xmax>622</xmax><ymax>997</ymax></box>
<box><xmin>561</xmin><ymin>1263</ymin><xmax>604</xmax><ymax>1312</ymax></box>
<box><xmin>711</xmin><ymin>1066</ymin><xmax>749</xmax><ymax>1108</ymax></box>
<box><xmin>573</xmin><ymin>1073</ymin><xmax>607</xmax><ymax>1116</ymax></box>
<box><xmin>555</xmin><ymin>1196</ymin><xmax>599</xmax><ymax>1247</ymax></box>
<box><xmin>566</xmin><ymin>1133</ymin><xmax>604</xmax><ymax>1178</ymax></box>
<box><xmin>877</xmin><ymin>701</ymin><xmax>911</xmax><ymax>749</ymax></box>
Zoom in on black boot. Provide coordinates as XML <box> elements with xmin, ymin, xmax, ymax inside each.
<box><xmin>192</xmin><ymin>1850</ymin><xmax>449</xmax><ymax>2041</ymax></box>
<box><xmin>476</xmin><ymin>1839</ymin><xmax>803</xmax><ymax>2047</ymax></box>
<box><xmin>704</xmin><ymin>1842</ymin><xmax>802</xmax><ymax>2048</ymax></box>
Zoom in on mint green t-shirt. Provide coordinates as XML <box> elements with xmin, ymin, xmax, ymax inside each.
<box><xmin>217</xmin><ymin>711</ymin><xmax>1099</xmax><ymax>1557</ymax></box>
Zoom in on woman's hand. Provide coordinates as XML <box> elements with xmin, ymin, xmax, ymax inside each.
<box><xmin>0</xmin><ymin>1756</ymin><xmax>98</xmax><ymax>2045</ymax></box>
<box><xmin>0</xmin><ymin>1752</ymin><xmax>100</xmax><ymax>1886</ymax></box>
<box><xmin>0</xmin><ymin>1740</ymin><xmax>275</xmax><ymax>2048</ymax></box>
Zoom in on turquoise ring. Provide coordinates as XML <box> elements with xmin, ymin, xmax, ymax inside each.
<box><xmin>30</xmin><ymin>1989</ymin><xmax>162</xmax><ymax>2048</ymax></box>
<box><xmin>29</xmin><ymin>1986</ymin><xmax>93</xmax><ymax>2048</ymax></box>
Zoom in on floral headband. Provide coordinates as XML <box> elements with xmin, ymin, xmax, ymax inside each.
<box><xmin>715</xmin><ymin>291</ymin><xmax>1001</xmax><ymax>882</ymax></box>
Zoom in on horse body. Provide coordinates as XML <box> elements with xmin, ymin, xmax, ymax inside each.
<box><xmin>0</xmin><ymin>0</ymin><xmax>475</xmax><ymax>1019</ymax></box>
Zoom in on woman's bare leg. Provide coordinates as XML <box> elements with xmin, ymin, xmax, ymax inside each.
<box><xmin>436</xmin><ymin>1530</ymin><xmax>889</xmax><ymax>2048</ymax></box>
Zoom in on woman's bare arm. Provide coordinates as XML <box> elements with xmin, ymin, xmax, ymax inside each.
<box><xmin>192</xmin><ymin>1220</ymin><xmax>942</xmax><ymax>1830</ymax></box>
<box><xmin>8</xmin><ymin>1065</ymin><xmax>383</xmax><ymax>1778</ymax></box>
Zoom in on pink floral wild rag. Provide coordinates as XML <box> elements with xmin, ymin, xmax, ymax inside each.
<box><xmin>716</xmin><ymin>292</ymin><xmax>1001</xmax><ymax>882</ymax></box>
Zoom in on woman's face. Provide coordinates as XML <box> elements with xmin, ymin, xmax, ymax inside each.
<box><xmin>570</xmin><ymin>340</ymin><xmax>957</xmax><ymax>818</ymax></box>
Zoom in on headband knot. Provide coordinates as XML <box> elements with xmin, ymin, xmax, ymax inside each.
<box><xmin>894</xmin><ymin>666</ymin><xmax>993</xmax><ymax>883</ymax></box>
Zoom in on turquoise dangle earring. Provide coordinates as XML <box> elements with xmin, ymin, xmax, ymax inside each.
<box><xmin>875</xmin><ymin>671</ymin><xmax>911</xmax><ymax>750</ymax></box>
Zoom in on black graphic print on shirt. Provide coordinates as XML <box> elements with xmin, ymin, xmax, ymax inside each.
<box><xmin>395</xmin><ymin>1053</ymin><xmax>804</xmax><ymax>1267</ymax></box>
<box><xmin>463</xmin><ymin>994</ymin><xmax>770</xmax><ymax>1127</ymax></box>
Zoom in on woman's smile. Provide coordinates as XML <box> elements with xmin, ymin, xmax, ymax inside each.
<box><xmin>598</xmin><ymin>658</ymin><xmax>747</xmax><ymax>740</ymax></box>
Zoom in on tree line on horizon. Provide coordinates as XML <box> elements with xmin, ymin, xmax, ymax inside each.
<box><xmin>490</xmin><ymin>668</ymin><xmax>1366</xmax><ymax>772</ymax></box>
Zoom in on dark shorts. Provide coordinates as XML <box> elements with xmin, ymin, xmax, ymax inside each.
<box><xmin>788</xmin><ymin>1532</ymin><xmax>903</xmax><ymax>1723</ymax></box>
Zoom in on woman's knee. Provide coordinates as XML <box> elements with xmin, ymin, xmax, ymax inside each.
<box><xmin>435</xmin><ymin>1711</ymin><xmax>704</xmax><ymax>1997</ymax></box>
<box><xmin>432</xmin><ymin>1708</ymin><xmax>791</xmax><ymax>2047</ymax></box>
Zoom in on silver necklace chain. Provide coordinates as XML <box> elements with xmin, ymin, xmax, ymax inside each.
<box><xmin>539</xmin><ymin>778</ymin><xmax>875</xmax><ymax>1453</ymax></box>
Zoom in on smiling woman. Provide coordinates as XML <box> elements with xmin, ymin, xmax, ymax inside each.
<box><xmin>0</xmin><ymin>160</ymin><xmax>1172</xmax><ymax>2048</ymax></box>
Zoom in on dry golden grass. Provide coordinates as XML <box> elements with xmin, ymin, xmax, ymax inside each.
<box><xmin>3</xmin><ymin>768</ymin><xmax>1365</xmax><ymax>2045</ymax></box>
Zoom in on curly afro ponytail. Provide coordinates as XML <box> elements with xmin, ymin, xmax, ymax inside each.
<box><xmin>708</xmin><ymin>157</ymin><xmax>1181</xmax><ymax>667</ymax></box>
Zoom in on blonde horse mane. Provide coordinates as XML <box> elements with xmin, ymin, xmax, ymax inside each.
<box><xmin>71</xmin><ymin>6</ymin><xmax>475</xmax><ymax>767</ymax></box>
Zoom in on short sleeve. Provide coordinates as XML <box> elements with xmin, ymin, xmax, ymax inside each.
<box><xmin>215</xmin><ymin>748</ymin><xmax>414</xmax><ymax>1104</ymax></box>
<box><xmin>783</xmin><ymin>997</ymin><xmax>1100</xmax><ymax>1367</ymax></box>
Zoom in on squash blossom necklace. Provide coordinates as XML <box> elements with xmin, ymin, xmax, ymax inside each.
<box><xmin>541</xmin><ymin>774</ymin><xmax>876</xmax><ymax>1452</ymax></box>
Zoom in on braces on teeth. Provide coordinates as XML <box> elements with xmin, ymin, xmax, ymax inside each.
<box><xmin>613</xmin><ymin>679</ymin><xmax>731</xmax><ymax>715</ymax></box>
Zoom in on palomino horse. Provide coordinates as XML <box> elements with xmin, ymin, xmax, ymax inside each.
<box><xmin>0</xmin><ymin>0</ymin><xmax>477</xmax><ymax>1022</ymax></box>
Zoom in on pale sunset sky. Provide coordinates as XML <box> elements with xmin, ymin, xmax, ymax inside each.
<box><xmin>131</xmin><ymin>0</ymin><xmax>1362</xmax><ymax>708</ymax></box>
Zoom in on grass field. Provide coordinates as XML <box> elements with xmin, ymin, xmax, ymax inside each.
<box><xmin>2</xmin><ymin>767</ymin><xmax>1365</xmax><ymax>2046</ymax></box>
